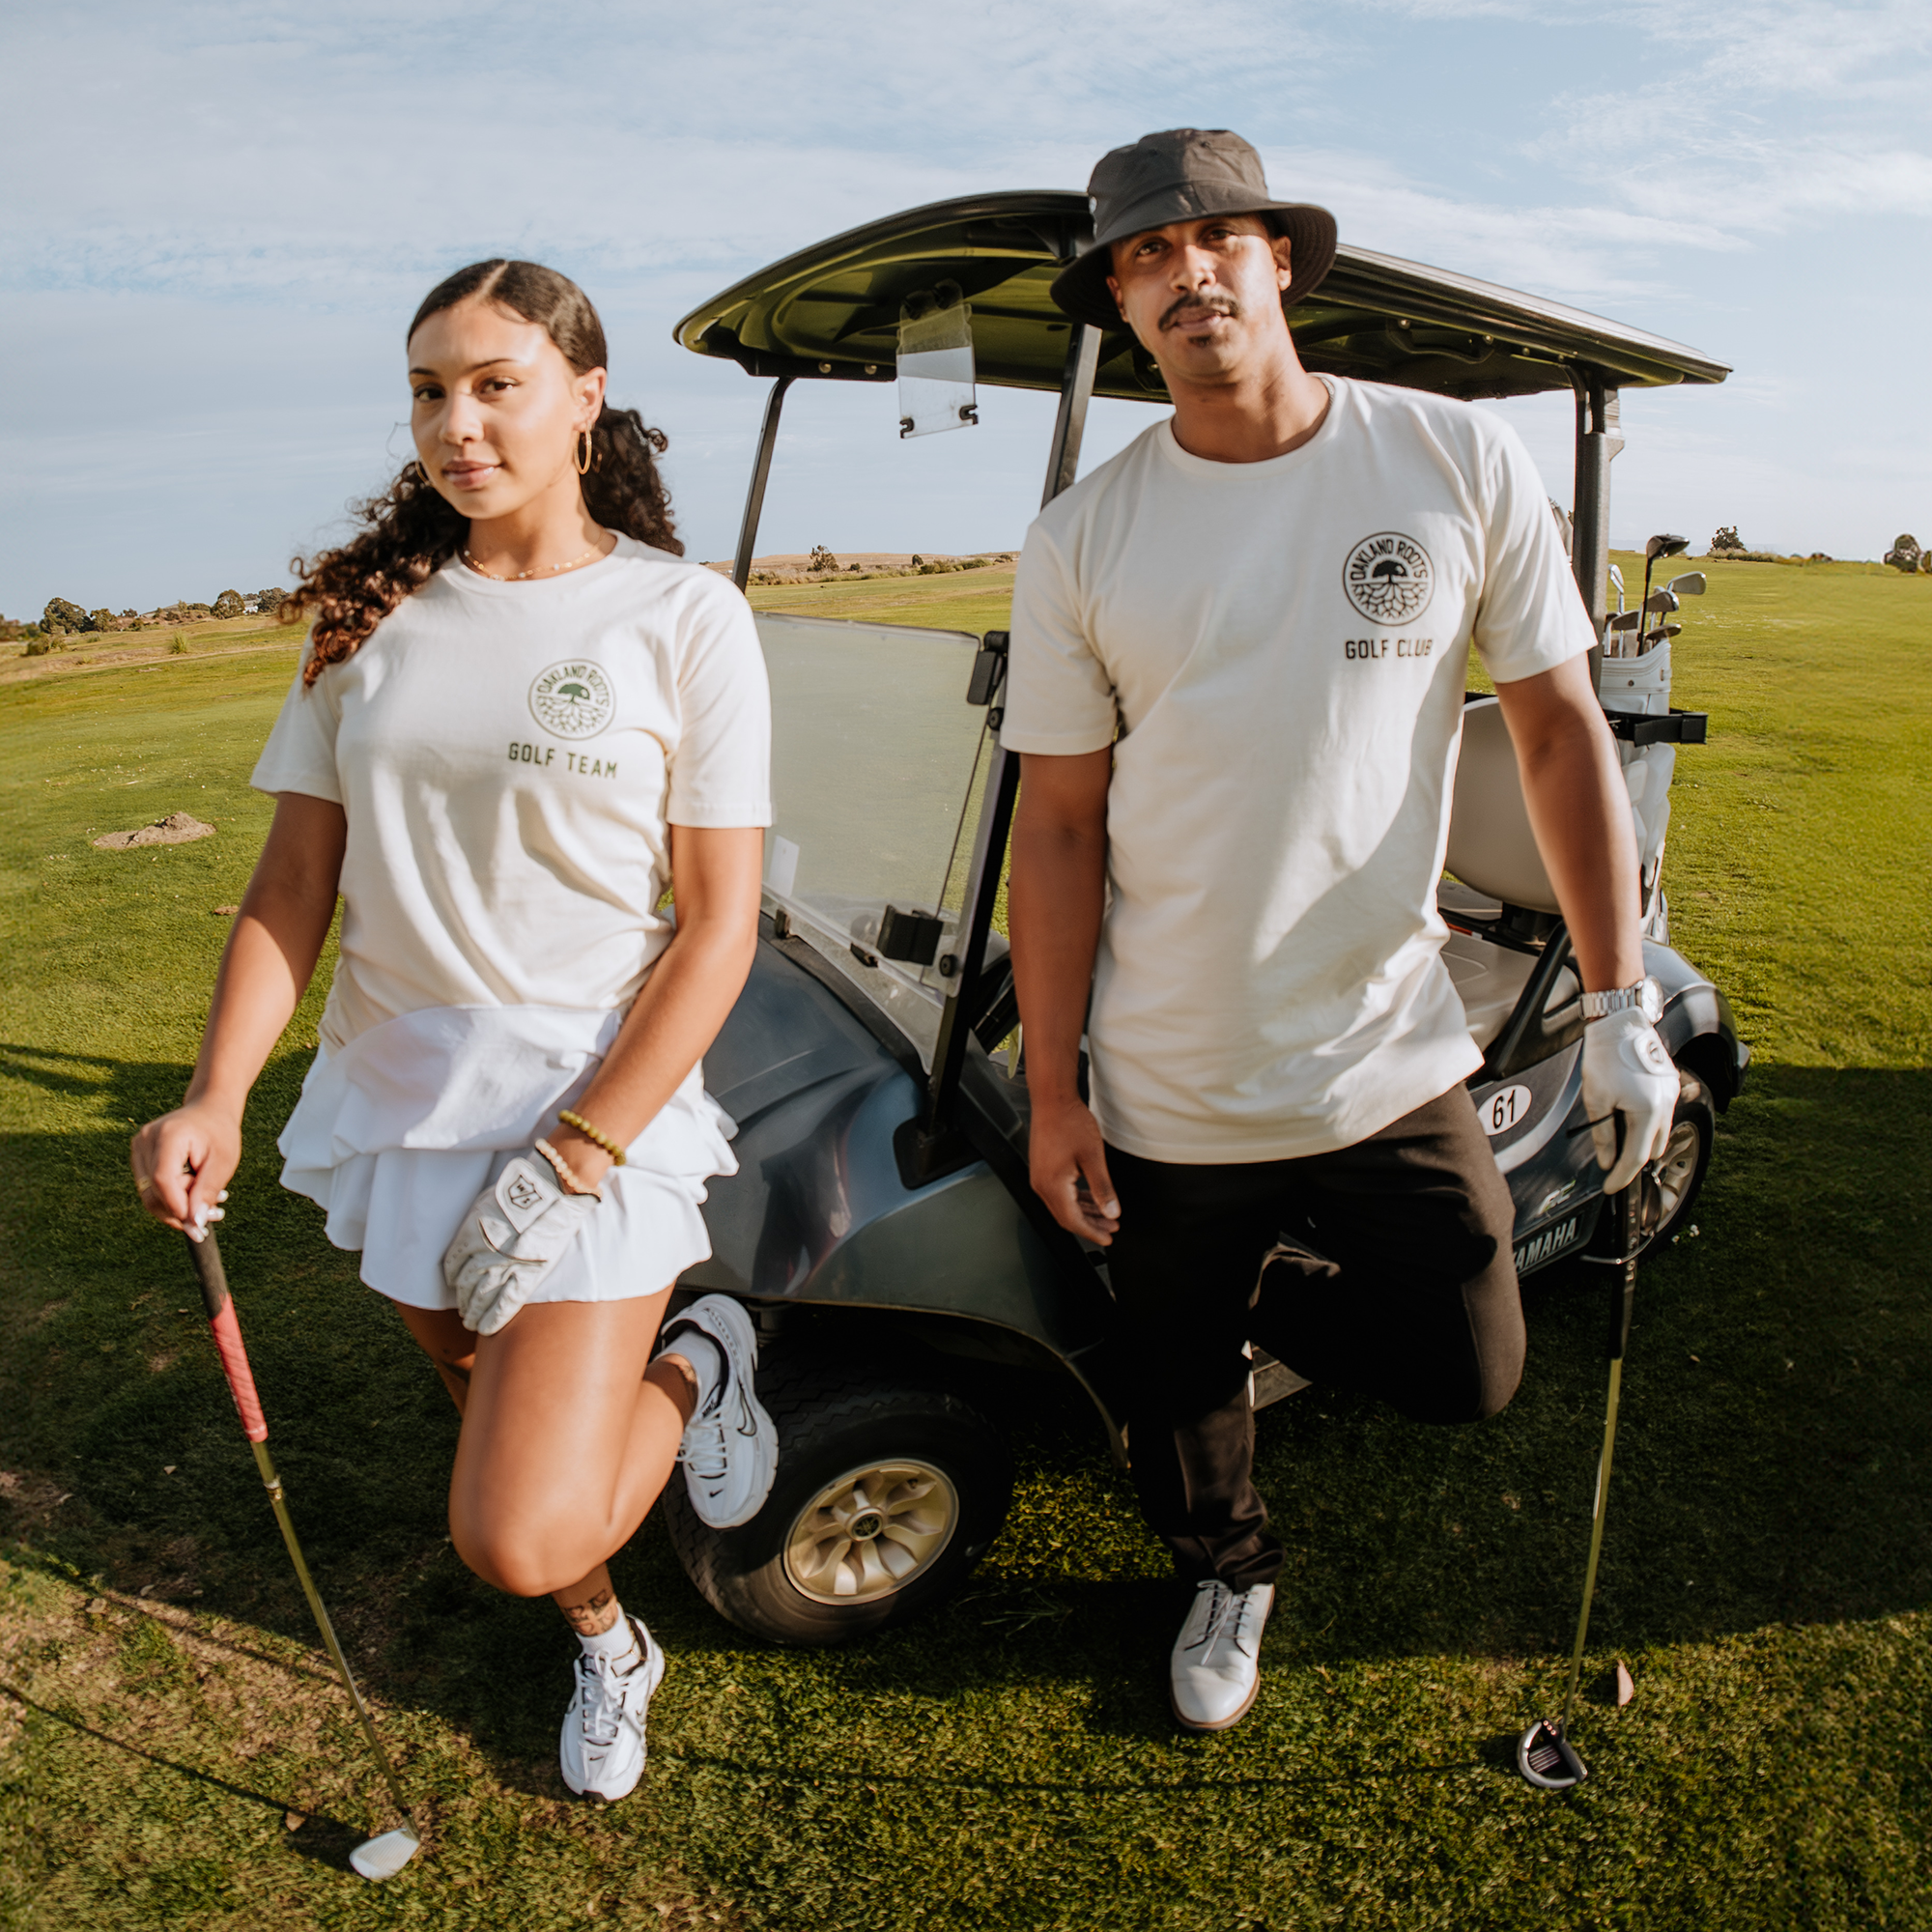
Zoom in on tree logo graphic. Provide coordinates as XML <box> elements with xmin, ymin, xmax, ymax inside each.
<box><xmin>528</xmin><ymin>660</ymin><xmax>614</xmax><ymax>740</ymax></box>
<box><xmin>1343</xmin><ymin>532</ymin><xmax>1435</xmax><ymax>626</ymax></box>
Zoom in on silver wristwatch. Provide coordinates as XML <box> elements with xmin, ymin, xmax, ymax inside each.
<box><xmin>1580</xmin><ymin>978</ymin><xmax>1662</xmax><ymax>1023</ymax></box>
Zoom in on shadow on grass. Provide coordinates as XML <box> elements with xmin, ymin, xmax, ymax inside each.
<box><xmin>1</xmin><ymin>1683</ymin><xmax>371</xmax><ymax>1873</ymax></box>
<box><xmin>3</xmin><ymin>1056</ymin><xmax>1927</xmax><ymax>1779</ymax></box>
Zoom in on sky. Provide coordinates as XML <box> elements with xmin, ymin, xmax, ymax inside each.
<box><xmin>3</xmin><ymin>0</ymin><xmax>1928</xmax><ymax>619</ymax></box>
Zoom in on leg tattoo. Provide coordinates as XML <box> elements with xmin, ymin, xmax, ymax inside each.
<box><xmin>558</xmin><ymin>1584</ymin><xmax>620</xmax><ymax>1636</ymax></box>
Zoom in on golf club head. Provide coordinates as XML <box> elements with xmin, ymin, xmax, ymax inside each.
<box><xmin>1607</xmin><ymin>610</ymin><xmax>1644</xmax><ymax>631</ymax></box>
<box><xmin>1644</xmin><ymin>588</ymin><xmax>1679</xmax><ymax>613</ymax></box>
<box><xmin>350</xmin><ymin>1826</ymin><xmax>421</xmax><ymax>1882</ymax></box>
<box><xmin>1517</xmin><ymin>1719</ymin><xmax>1589</xmax><ymax>1790</ymax></box>
<box><xmin>1645</xmin><ymin>533</ymin><xmax>1689</xmax><ymax>561</ymax></box>
<box><xmin>1665</xmin><ymin>571</ymin><xmax>1706</xmax><ymax>596</ymax></box>
<box><xmin>1608</xmin><ymin>563</ymin><xmax>1626</xmax><ymax>599</ymax></box>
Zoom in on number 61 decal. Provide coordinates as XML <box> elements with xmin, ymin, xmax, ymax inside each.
<box><xmin>1481</xmin><ymin>1084</ymin><xmax>1534</xmax><ymax>1137</ymax></box>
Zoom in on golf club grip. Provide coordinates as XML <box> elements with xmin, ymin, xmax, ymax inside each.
<box><xmin>1608</xmin><ymin>1183</ymin><xmax>1639</xmax><ymax>1361</ymax></box>
<box><xmin>185</xmin><ymin>1230</ymin><xmax>270</xmax><ymax>1443</ymax></box>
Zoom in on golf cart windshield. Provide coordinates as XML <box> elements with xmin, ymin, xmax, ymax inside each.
<box><xmin>758</xmin><ymin>612</ymin><xmax>989</xmax><ymax>1062</ymax></box>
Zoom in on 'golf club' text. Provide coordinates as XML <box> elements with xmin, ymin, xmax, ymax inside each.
<box><xmin>1344</xmin><ymin>637</ymin><xmax>1434</xmax><ymax>660</ymax></box>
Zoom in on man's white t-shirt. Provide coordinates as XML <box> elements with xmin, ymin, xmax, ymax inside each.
<box><xmin>252</xmin><ymin>534</ymin><xmax>772</xmax><ymax>1052</ymax></box>
<box><xmin>1002</xmin><ymin>376</ymin><xmax>1595</xmax><ymax>1164</ymax></box>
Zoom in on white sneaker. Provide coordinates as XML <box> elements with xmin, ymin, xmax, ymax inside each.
<box><xmin>1170</xmin><ymin>1580</ymin><xmax>1273</xmax><ymax>1731</ymax></box>
<box><xmin>665</xmin><ymin>1294</ymin><xmax>779</xmax><ymax>1529</ymax></box>
<box><xmin>559</xmin><ymin>1617</ymin><xmax>664</xmax><ymax>1802</ymax></box>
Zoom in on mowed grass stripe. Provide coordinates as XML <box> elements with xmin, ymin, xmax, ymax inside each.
<box><xmin>0</xmin><ymin>560</ymin><xmax>1927</xmax><ymax>1929</ymax></box>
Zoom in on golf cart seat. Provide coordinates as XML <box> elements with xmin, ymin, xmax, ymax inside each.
<box><xmin>1440</xmin><ymin>697</ymin><xmax>1576</xmax><ymax>1048</ymax></box>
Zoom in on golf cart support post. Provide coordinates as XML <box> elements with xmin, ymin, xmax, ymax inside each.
<box><xmin>663</xmin><ymin>190</ymin><xmax>1746</xmax><ymax>1649</ymax></box>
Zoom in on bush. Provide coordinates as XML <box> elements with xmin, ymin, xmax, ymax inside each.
<box><xmin>1710</xmin><ymin>526</ymin><xmax>1745</xmax><ymax>555</ymax></box>
<box><xmin>22</xmin><ymin>631</ymin><xmax>58</xmax><ymax>657</ymax></box>
<box><xmin>213</xmin><ymin>589</ymin><xmax>244</xmax><ymax>618</ymax></box>
<box><xmin>42</xmin><ymin>596</ymin><xmax>89</xmax><ymax>635</ymax></box>
<box><xmin>807</xmin><ymin>547</ymin><xmax>838</xmax><ymax>574</ymax></box>
<box><xmin>1883</xmin><ymin>533</ymin><xmax>1921</xmax><ymax>573</ymax></box>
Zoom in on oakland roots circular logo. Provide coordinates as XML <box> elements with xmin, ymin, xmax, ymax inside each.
<box><xmin>1343</xmin><ymin>531</ymin><xmax>1435</xmax><ymax>626</ymax></box>
<box><xmin>528</xmin><ymin>660</ymin><xmax>614</xmax><ymax>740</ymax></box>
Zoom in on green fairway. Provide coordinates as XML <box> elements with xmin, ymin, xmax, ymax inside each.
<box><xmin>2</xmin><ymin>557</ymin><xmax>1928</xmax><ymax>1929</ymax></box>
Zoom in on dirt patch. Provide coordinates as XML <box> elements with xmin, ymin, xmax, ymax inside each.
<box><xmin>93</xmin><ymin>812</ymin><xmax>216</xmax><ymax>851</ymax></box>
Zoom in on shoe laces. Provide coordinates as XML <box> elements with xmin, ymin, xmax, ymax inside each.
<box><xmin>577</xmin><ymin>1642</ymin><xmax>641</xmax><ymax>1747</ymax></box>
<box><xmin>1188</xmin><ymin>1583</ymin><xmax>1258</xmax><ymax>1662</ymax></box>
<box><xmin>675</xmin><ymin>1388</ymin><xmax>731</xmax><ymax>1482</ymax></box>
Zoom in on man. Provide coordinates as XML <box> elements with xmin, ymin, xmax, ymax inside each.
<box><xmin>1002</xmin><ymin>129</ymin><xmax>1678</xmax><ymax>1733</ymax></box>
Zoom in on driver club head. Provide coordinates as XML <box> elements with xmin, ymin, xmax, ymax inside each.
<box><xmin>1517</xmin><ymin>1719</ymin><xmax>1589</xmax><ymax>1790</ymax></box>
<box><xmin>349</xmin><ymin>1826</ymin><xmax>421</xmax><ymax>1882</ymax></box>
<box><xmin>1645</xmin><ymin>533</ymin><xmax>1689</xmax><ymax>561</ymax></box>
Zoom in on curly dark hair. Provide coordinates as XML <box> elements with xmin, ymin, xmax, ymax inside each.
<box><xmin>286</xmin><ymin>259</ymin><xmax>682</xmax><ymax>685</ymax></box>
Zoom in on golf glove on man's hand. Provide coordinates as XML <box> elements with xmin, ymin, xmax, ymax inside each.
<box><xmin>1581</xmin><ymin>1009</ymin><xmax>1678</xmax><ymax>1195</ymax></box>
<box><xmin>442</xmin><ymin>1151</ymin><xmax>600</xmax><ymax>1335</ymax></box>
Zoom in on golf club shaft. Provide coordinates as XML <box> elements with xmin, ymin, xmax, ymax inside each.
<box><xmin>1557</xmin><ymin>1356</ymin><xmax>1623</xmax><ymax>1729</ymax></box>
<box><xmin>183</xmin><ymin>1228</ymin><xmax>412</xmax><ymax>1823</ymax></box>
<box><xmin>246</xmin><ymin>1435</ymin><xmax>412</xmax><ymax>1819</ymax></box>
<box><xmin>1558</xmin><ymin>1179</ymin><xmax>1643</xmax><ymax>1731</ymax></box>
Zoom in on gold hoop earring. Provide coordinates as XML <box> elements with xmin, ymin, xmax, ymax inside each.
<box><xmin>575</xmin><ymin>427</ymin><xmax>593</xmax><ymax>475</ymax></box>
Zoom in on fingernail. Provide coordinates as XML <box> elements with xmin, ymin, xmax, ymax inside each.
<box><xmin>1103</xmin><ymin>1202</ymin><xmax>1119</xmax><ymax>1217</ymax></box>
<box><xmin>216</xmin><ymin>1190</ymin><xmax>230</xmax><ymax>1203</ymax></box>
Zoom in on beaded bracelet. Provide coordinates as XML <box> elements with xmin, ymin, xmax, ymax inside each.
<box><xmin>557</xmin><ymin>1109</ymin><xmax>628</xmax><ymax>1166</ymax></box>
<box><xmin>534</xmin><ymin>1137</ymin><xmax>601</xmax><ymax>1197</ymax></box>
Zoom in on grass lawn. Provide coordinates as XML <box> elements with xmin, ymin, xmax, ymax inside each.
<box><xmin>2</xmin><ymin>557</ymin><xmax>1928</xmax><ymax>1929</ymax></box>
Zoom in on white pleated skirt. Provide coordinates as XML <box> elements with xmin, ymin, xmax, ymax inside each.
<box><xmin>276</xmin><ymin>1004</ymin><xmax>738</xmax><ymax>1312</ymax></box>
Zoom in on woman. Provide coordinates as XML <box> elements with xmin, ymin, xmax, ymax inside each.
<box><xmin>130</xmin><ymin>259</ymin><xmax>776</xmax><ymax>1804</ymax></box>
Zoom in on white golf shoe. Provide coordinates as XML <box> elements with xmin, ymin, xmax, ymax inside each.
<box><xmin>664</xmin><ymin>1294</ymin><xmax>779</xmax><ymax>1529</ymax></box>
<box><xmin>559</xmin><ymin>1616</ymin><xmax>664</xmax><ymax>1803</ymax></box>
<box><xmin>1170</xmin><ymin>1579</ymin><xmax>1274</xmax><ymax>1731</ymax></box>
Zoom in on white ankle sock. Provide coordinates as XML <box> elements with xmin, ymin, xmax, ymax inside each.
<box><xmin>666</xmin><ymin>1329</ymin><xmax>724</xmax><ymax>1408</ymax></box>
<box><xmin>578</xmin><ymin>1609</ymin><xmax>640</xmax><ymax>1665</ymax></box>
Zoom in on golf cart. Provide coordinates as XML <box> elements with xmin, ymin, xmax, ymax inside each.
<box><xmin>663</xmin><ymin>192</ymin><xmax>1750</xmax><ymax>1645</ymax></box>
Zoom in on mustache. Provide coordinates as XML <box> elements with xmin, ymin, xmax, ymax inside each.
<box><xmin>1158</xmin><ymin>291</ymin><xmax>1240</xmax><ymax>331</ymax></box>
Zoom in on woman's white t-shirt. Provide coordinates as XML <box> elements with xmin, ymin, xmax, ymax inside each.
<box><xmin>252</xmin><ymin>534</ymin><xmax>773</xmax><ymax>1050</ymax></box>
<box><xmin>248</xmin><ymin>534</ymin><xmax>772</xmax><ymax>1310</ymax></box>
<box><xmin>1002</xmin><ymin>377</ymin><xmax>1595</xmax><ymax>1164</ymax></box>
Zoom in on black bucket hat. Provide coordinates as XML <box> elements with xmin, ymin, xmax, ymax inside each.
<box><xmin>1050</xmin><ymin>128</ymin><xmax>1338</xmax><ymax>331</ymax></box>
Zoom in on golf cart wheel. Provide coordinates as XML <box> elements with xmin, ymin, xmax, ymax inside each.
<box><xmin>664</xmin><ymin>1355</ymin><xmax>1011</xmax><ymax>1646</ymax></box>
<box><xmin>1638</xmin><ymin>1083</ymin><xmax>1716</xmax><ymax>1256</ymax></box>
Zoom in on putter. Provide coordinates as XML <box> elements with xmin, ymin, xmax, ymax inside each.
<box><xmin>183</xmin><ymin>1225</ymin><xmax>421</xmax><ymax>1880</ymax></box>
<box><xmin>1517</xmin><ymin>1157</ymin><xmax>1644</xmax><ymax>1791</ymax></box>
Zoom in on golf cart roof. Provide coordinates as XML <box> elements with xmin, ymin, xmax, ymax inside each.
<box><xmin>674</xmin><ymin>190</ymin><xmax>1729</xmax><ymax>403</ymax></box>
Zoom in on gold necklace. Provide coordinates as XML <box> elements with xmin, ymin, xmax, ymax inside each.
<box><xmin>462</xmin><ymin>539</ymin><xmax>607</xmax><ymax>582</ymax></box>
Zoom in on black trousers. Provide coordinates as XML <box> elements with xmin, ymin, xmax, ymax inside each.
<box><xmin>1105</xmin><ymin>1085</ymin><xmax>1524</xmax><ymax>1589</ymax></box>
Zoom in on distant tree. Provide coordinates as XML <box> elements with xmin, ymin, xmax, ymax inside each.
<box><xmin>1710</xmin><ymin>526</ymin><xmax>1745</xmax><ymax>555</ymax></box>
<box><xmin>89</xmin><ymin>609</ymin><xmax>117</xmax><ymax>632</ymax></box>
<box><xmin>807</xmin><ymin>546</ymin><xmax>838</xmax><ymax>574</ymax></box>
<box><xmin>213</xmin><ymin>589</ymin><xmax>244</xmax><ymax>618</ymax></box>
<box><xmin>43</xmin><ymin>597</ymin><xmax>89</xmax><ymax>634</ymax></box>
<box><xmin>1883</xmin><ymin>533</ymin><xmax>1922</xmax><ymax>572</ymax></box>
<box><xmin>255</xmin><ymin>585</ymin><xmax>288</xmax><ymax>616</ymax></box>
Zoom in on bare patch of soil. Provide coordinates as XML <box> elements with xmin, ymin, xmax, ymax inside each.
<box><xmin>93</xmin><ymin>812</ymin><xmax>216</xmax><ymax>850</ymax></box>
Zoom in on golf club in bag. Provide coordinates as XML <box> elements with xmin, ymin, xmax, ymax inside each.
<box><xmin>182</xmin><ymin>1226</ymin><xmax>421</xmax><ymax>1880</ymax></box>
<box><xmin>1517</xmin><ymin>1164</ymin><xmax>1645</xmax><ymax>1790</ymax></box>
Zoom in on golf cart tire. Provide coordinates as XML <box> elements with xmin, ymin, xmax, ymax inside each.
<box><xmin>664</xmin><ymin>1352</ymin><xmax>1013</xmax><ymax>1647</ymax></box>
<box><xmin>1642</xmin><ymin>1082</ymin><xmax>1716</xmax><ymax>1253</ymax></box>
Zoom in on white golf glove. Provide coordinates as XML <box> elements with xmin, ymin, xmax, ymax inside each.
<box><xmin>442</xmin><ymin>1152</ymin><xmax>600</xmax><ymax>1336</ymax></box>
<box><xmin>1581</xmin><ymin>1009</ymin><xmax>1678</xmax><ymax>1195</ymax></box>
